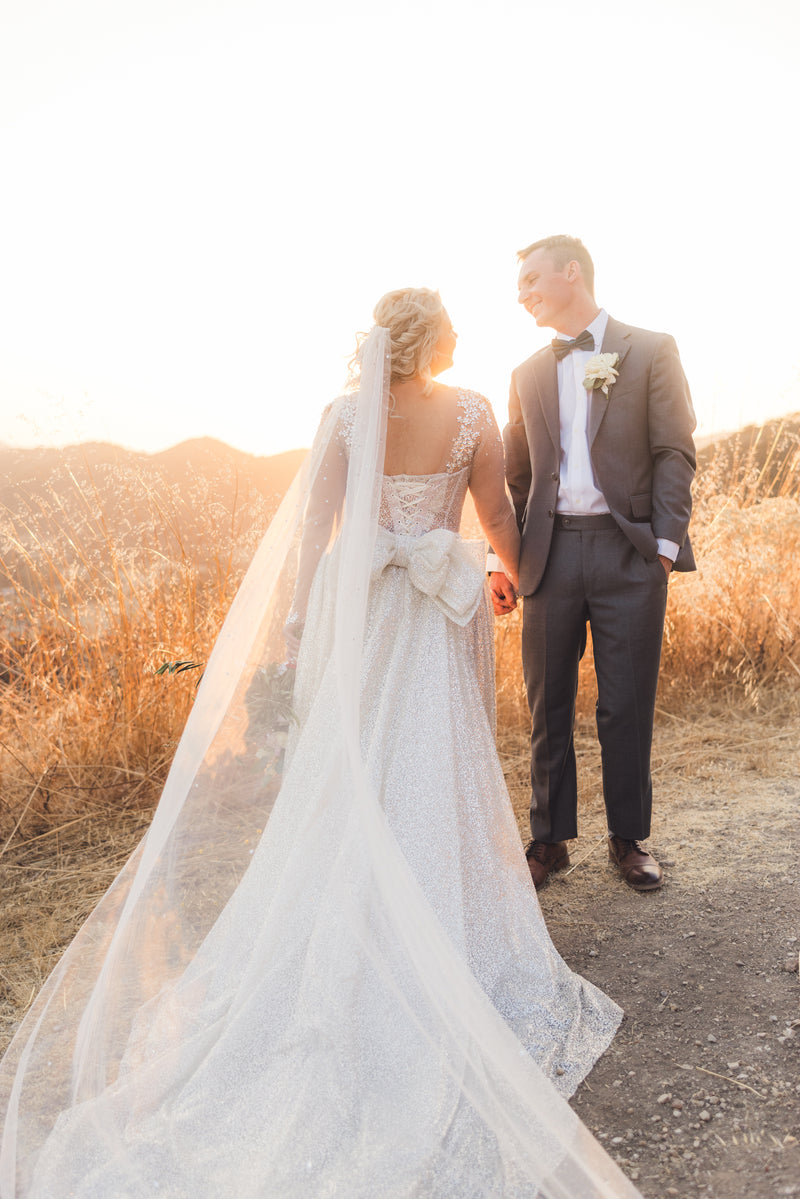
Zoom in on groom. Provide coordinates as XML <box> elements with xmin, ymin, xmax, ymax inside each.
<box><xmin>490</xmin><ymin>235</ymin><xmax>696</xmax><ymax>891</ymax></box>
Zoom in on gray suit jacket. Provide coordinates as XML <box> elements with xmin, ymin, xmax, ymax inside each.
<box><xmin>505</xmin><ymin>316</ymin><xmax>697</xmax><ymax>596</ymax></box>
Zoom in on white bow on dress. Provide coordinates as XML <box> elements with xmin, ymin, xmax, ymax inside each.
<box><xmin>371</xmin><ymin>527</ymin><xmax>485</xmax><ymax>626</ymax></box>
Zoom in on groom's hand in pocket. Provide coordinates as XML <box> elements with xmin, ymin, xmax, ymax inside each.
<box><xmin>489</xmin><ymin>572</ymin><xmax>517</xmax><ymax>615</ymax></box>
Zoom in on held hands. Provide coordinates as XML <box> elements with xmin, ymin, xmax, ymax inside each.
<box><xmin>489</xmin><ymin>572</ymin><xmax>518</xmax><ymax>616</ymax></box>
<box><xmin>490</xmin><ymin>558</ymin><xmax>669</xmax><ymax>617</ymax></box>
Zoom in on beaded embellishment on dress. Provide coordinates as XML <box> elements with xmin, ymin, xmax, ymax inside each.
<box><xmin>445</xmin><ymin>390</ymin><xmax>492</xmax><ymax>473</ymax></box>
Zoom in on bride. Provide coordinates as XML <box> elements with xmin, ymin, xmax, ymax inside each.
<box><xmin>0</xmin><ymin>290</ymin><xmax>641</xmax><ymax>1197</ymax></box>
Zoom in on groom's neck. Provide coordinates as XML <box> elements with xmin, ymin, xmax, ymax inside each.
<box><xmin>551</xmin><ymin>299</ymin><xmax>601</xmax><ymax>338</ymax></box>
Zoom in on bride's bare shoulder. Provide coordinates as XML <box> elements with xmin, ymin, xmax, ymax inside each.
<box><xmin>433</xmin><ymin>383</ymin><xmax>491</xmax><ymax>409</ymax></box>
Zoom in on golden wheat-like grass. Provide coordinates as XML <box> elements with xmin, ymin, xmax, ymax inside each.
<box><xmin>0</xmin><ymin>420</ymin><xmax>799</xmax><ymax>1051</ymax></box>
<box><xmin>494</xmin><ymin>420</ymin><xmax>800</xmax><ymax>719</ymax></box>
<box><xmin>1</xmin><ymin>420</ymin><xmax>798</xmax><ymax>842</ymax></box>
<box><xmin>1</xmin><ymin>463</ymin><xmax>276</xmax><ymax>838</ymax></box>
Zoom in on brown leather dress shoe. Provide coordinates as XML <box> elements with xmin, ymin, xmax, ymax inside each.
<box><xmin>608</xmin><ymin>835</ymin><xmax>664</xmax><ymax>891</ymax></box>
<box><xmin>525</xmin><ymin>840</ymin><xmax>570</xmax><ymax>889</ymax></box>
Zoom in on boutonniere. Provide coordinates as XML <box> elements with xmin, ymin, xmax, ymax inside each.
<box><xmin>583</xmin><ymin>352</ymin><xmax>619</xmax><ymax>396</ymax></box>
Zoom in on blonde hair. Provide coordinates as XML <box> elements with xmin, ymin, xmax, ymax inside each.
<box><xmin>517</xmin><ymin>235</ymin><xmax>595</xmax><ymax>299</ymax></box>
<box><xmin>351</xmin><ymin>288</ymin><xmax>445</xmax><ymax>390</ymax></box>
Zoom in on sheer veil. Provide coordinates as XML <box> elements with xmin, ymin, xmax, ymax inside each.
<box><xmin>0</xmin><ymin>328</ymin><xmax>640</xmax><ymax>1197</ymax></box>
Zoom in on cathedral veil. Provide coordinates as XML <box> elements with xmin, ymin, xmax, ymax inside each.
<box><xmin>0</xmin><ymin>328</ymin><xmax>640</xmax><ymax>1197</ymax></box>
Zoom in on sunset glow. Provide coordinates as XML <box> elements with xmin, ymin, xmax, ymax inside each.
<box><xmin>1</xmin><ymin>0</ymin><xmax>798</xmax><ymax>457</ymax></box>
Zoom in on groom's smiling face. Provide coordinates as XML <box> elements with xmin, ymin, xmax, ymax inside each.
<box><xmin>517</xmin><ymin>249</ymin><xmax>576</xmax><ymax>332</ymax></box>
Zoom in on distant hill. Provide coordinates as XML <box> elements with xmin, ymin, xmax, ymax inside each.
<box><xmin>0</xmin><ymin>437</ymin><xmax>306</xmax><ymax>503</ymax></box>
<box><xmin>3</xmin><ymin>414</ymin><xmax>797</xmax><ymax>596</ymax></box>
<box><xmin>0</xmin><ymin>438</ymin><xmax>307</xmax><ymax>591</ymax></box>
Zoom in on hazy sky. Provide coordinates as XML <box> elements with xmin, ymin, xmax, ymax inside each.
<box><xmin>2</xmin><ymin>0</ymin><xmax>799</xmax><ymax>456</ymax></box>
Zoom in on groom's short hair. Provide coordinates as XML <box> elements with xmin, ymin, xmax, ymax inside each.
<box><xmin>517</xmin><ymin>235</ymin><xmax>595</xmax><ymax>298</ymax></box>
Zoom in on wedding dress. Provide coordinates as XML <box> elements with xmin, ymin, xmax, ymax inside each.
<box><xmin>0</xmin><ymin>329</ymin><xmax>640</xmax><ymax>1197</ymax></box>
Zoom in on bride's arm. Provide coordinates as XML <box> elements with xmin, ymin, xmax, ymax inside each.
<box><xmin>289</xmin><ymin>417</ymin><xmax>348</xmax><ymax>631</ymax></box>
<box><xmin>468</xmin><ymin>403</ymin><xmax>520</xmax><ymax>590</ymax></box>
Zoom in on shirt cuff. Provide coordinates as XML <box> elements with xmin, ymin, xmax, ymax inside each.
<box><xmin>486</xmin><ymin>552</ymin><xmax>505</xmax><ymax>574</ymax></box>
<box><xmin>656</xmin><ymin>538</ymin><xmax>680</xmax><ymax>563</ymax></box>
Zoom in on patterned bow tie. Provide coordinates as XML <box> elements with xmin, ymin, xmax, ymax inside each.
<box><xmin>551</xmin><ymin>330</ymin><xmax>595</xmax><ymax>360</ymax></box>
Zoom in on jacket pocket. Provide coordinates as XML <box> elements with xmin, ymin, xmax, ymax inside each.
<box><xmin>630</xmin><ymin>491</ymin><xmax>652</xmax><ymax>520</ymax></box>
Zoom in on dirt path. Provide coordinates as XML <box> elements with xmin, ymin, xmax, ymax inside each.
<box><xmin>2</xmin><ymin>694</ymin><xmax>798</xmax><ymax>1196</ymax></box>
<box><xmin>504</xmin><ymin>694</ymin><xmax>800</xmax><ymax>1198</ymax></box>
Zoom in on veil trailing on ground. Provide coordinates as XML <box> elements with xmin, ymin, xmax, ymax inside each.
<box><xmin>0</xmin><ymin>328</ymin><xmax>639</xmax><ymax>1198</ymax></box>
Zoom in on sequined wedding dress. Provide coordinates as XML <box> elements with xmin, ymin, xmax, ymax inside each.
<box><xmin>0</xmin><ymin>330</ymin><xmax>640</xmax><ymax>1198</ymax></box>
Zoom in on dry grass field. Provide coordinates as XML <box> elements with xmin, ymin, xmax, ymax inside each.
<box><xmin>1</xmin><ymin>418</ymin><xmax>799</xmax><ymax>1197</ymax></box>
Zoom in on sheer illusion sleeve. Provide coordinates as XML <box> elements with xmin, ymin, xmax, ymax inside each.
<box><xmin>467</xmin><ymin>398</ymin><xmax>520</xmax><ymax>586</ymax></box>
<box><xmin>289</xmin><ymin>403</ymin><xmax>349</xmax><ymax>624</ymax></box>
<box><xmin>0</xmin><ymin>333</ymin><xmax>641</xmax><ymax>1199</ymax></box>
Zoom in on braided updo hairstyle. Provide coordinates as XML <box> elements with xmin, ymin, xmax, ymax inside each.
<box><xmin>351</xmin><ymin>288</ymin><xmax>445</xmax><ymax>393</ymax></box>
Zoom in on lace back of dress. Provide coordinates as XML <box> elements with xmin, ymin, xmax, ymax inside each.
<box><xmin>0</xmin><ymin>341</ymin><xmax>641</xmax><ymax>1199</ymax></box>
<box><xmin>379</xmin><ymin>470</ymin><xmax>468</xmax><ymax>535</ymax></box>
<box><xmin>376</xmin><ymin>387</ymin><xmax>489</xmax><ymax>535</ymax></box>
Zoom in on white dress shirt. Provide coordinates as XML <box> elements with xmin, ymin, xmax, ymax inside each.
<box><xmin>554</xmin><ymin>309</ymin><xmax>610</xmax><ymax>516</ymax></box>
<box><xmin>488</xmin><ymin>308</ymin><xmax>679</xmax><ymax>573</ymax></box>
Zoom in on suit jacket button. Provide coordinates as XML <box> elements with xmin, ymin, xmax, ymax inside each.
<box><xmin>550</xmin><ymin>472</ymin><xmax>558</xmax><ymax>481</ymax></box>
<box><xmin>547</xmin><ymin>509</ymin><xmax>554</xmax><ymax>518</ymax></box>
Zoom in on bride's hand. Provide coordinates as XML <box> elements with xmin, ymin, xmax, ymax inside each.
<box><xmin>489</xmin><ymin>572</ymin><xmax>517</xmax><ymax>616</ymax></box>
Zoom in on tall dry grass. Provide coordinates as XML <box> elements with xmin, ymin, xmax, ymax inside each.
<box><xmin>0</xmin><ymin>461</ymin><xmax>275</xmax><ymax>842</ymax></box>
<box><xmin>1</xmin><ymin>421</ymin><xmax>799</xmax><ymax>1049</ymax></box>
<box><xmin>2</xmin><ymin>419</ymin><xmax>799</xmax><ymax>844</ymax></box>
<box><xmin>495</xmin><ymin>418</ymin><xmax>800</xmax><ymax>729</ymax></box>
<box><xmin>662</xmin><ymin>419</ymin><xmax>800</xmax><ymax>701</ymax></box>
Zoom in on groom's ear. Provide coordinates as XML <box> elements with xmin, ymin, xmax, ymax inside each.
<box><xmin>565</xmin><ymin>258</ymin><xmax>592</xmax><ymax>295</ymax></box>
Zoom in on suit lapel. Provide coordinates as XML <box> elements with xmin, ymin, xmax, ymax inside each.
<box><xmin>528</xmin><ymin>351</ymin><xmax>559</xmax><ymax>453</ymax></box>
<box><xmin>589</xmin><ymin>316</ymin><xmax>632</xmax><ymax>445</ymax></box>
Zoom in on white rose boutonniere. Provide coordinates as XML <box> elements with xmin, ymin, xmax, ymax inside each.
<box><xmin>583</xmin><ymin>352</ymin><xmax>620</xmax><ymax>396</ymax></box>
